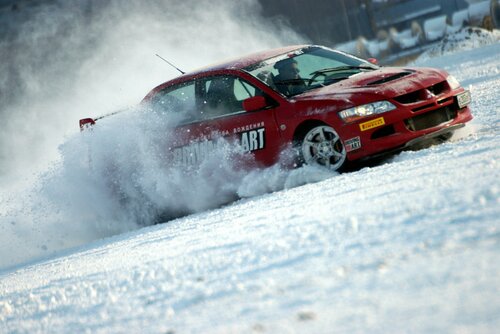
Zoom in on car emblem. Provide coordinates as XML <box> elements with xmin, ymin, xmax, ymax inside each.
<box><xmin>423</xmin><ymin>89</ymin><xmax>434</xmax><ymax>100</ymax></box>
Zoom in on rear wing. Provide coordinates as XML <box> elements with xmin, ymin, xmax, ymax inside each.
<box><xmin>79</xmin><ymin>109</ymin><xmax>127</xmax><ymax>131</ymax></box>
<box><xmin>79</xmin><ymin>118</ymin><xmax>96</xmax><ymax>131</ymax></box>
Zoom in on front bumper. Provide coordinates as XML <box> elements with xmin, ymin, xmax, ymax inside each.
<box><xmin>342</xmin><ymin>89</ymin><xmax>473</xmax><ymax>161</ymax></box>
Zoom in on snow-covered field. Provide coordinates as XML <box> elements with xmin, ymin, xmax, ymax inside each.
<box><xmin>1</xmin><ymin>41</ymin><xmax>499</xmax><ymax>334</ymax></box>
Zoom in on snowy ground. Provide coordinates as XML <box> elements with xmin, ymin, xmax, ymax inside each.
<box><xmin>1</xmin><ymin>42</ymin><xmax>499</xmax><ymax>333</ymax></box>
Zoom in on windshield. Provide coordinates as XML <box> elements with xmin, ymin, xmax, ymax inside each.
<box><xmin>244</xmin><ymin>46</ymin><xmax>377</xmax><ymax>97</ymax></box>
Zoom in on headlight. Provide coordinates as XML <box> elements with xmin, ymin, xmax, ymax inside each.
<box><xmin>447</xmin><ymin>75</ymin><xmax>461</xmax><ymax>90</ymax></box>
<box><xmin>338</xmin><ymin>101</ymin><xmax>396</xmax><ymax>123</ymax></box>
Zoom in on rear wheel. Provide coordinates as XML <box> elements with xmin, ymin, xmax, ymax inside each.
<box><xmin>299</xmin><ymin>125</ymin><xmax>347</xmax><ymax>171</ymax></box>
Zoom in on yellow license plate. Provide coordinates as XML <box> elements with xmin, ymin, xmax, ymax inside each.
<box><xmin>359</xmin><ymin>117</ymin><xmax>385</xmax><ymax>131</ymax></box>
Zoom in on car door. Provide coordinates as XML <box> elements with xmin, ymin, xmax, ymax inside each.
<box><xmin>194</xmin><ymin>74</ymin><xmax>283</xmax><ymax>167</ymax></box>
<box><xmin>146</xmin><ymin>79</ymin><xmax>218</xmax><ymax>166</ymax></box>
<box><xmin>148</xmin><ymin>74</ymin><xmax>283</xmax><ymax>168</ymax></box>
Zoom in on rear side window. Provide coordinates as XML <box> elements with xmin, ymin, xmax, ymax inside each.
<box><xmin>149</xmin><ymin>75</ymin><xmax>266</xmax><ymax>123</ymax></box>
<box><xmin>151</xmin><ymin>82</ymin><xmax>196</xmax><ymax>116</ymax></box>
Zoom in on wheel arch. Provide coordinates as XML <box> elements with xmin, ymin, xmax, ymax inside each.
<box><xmin>292</xmin><ymin>119</ymin><xmax>329</xmax><ymax>143</ymax></box>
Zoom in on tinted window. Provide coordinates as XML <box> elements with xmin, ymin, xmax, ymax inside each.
<box><xmin>150</xmin><ymin>75</ymin><xmax>265</xmax><ymax>123</ymax></box>
<box><xmin>234</xmin><ymin>78</ymin><xmax>255</xmax><ymax>101</ymax></box>
<box><xmin>200</xmin><ymin>75</ymin><xmax>263</xmax><ymax>120</ymax></box>
<box><xmin>150</xmin><ymin>81</ymin><xmax>197</xmax><ymax>122</ymax></box>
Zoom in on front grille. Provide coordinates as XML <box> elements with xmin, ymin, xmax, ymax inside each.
<box><xmin>428</xmin><ymin>81</ymin><xmax>448</xmax><ymax>95</ymax></box>
<box><xmin>394</xmin><ymin>90</ymin><xmax>421</xmax><ymax>104</ymax></box>
<box><xmin>405</xmin><ymin>106</ymin><xmax>457</xmax><ymax>131</ymax></box>
<box><xmin>437</xmin><ymin>96</ymin><xmax>453</xmax><ymax>105</ymax></box>
<box><xmin>394</xmin><ymin>80</ymin><xmax>449</xmax><ymax>105</ymax></box>
<box><xmin>411</xmin><ymin>103</ymin><xmax>434</xmax><ymax>112</ymax></box>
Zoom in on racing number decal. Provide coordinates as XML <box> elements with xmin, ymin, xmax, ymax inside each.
<box><xmin>344</xmin><ymin>136</ymin><xmax>361</xmax><ymax>152</ymax></box>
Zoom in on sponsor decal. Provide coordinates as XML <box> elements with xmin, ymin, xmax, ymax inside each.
<box><xmin>172</xmin><ymin>127</ymin><xmax>266</xmax><ymax>166</ymax></box>
<box><xmin>172</xmin><ymin>138</ymin><xmax>225</xmax><ymax>166</ymax></box>
<box><xmin>240</xmin><ymin>128</ymin><xmax>265</xmax><ymax>152</ymax></box>
<box><xmin>359</xmin><ymin>117</ymin><xmax>385</xmax><ymax>131</ymax></box>
<box><xmin>344</xmin><ymin>136</ymin><xmax>361</xmax><ymax>152</ymax></box>
<box><xmin>212</xmin><ymin>129</ymin><xmax>230</xmax><ymax>137</ymax></box>
<box><xmin>232</xmin><ymin>121</ymin><xmax>265</xmax><ymax>134</ymax></box>
<box><xmin>305</xmin><ymin>105</ymin><xmax>337</xmax><ymax>116</ymax></box>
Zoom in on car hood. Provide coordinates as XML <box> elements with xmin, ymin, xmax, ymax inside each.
<box><xmin>294</xmin><ymin>67</ymin><xmax>448</xmax><ymax>101</ymax></box>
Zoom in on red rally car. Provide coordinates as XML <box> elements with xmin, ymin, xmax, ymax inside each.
<box><xmin>80</xmin><ymin>45</ymin><xmax>472</xmax><ymax>171</ymax></box>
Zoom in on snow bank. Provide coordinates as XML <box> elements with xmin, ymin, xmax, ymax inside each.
<box><xmin>417</xmin><ymin>27</ymin><xmax>500</xmax><ymax>60</ymax></box>
<box><xmin>423</xmin><ymin>15</ymin><xmax>448</xmax><ymax>41</ymax></box>
<box><xmin>390</xmin><ymin>28</ymin><xmax>421</xmax><ymax>49</ymax></box>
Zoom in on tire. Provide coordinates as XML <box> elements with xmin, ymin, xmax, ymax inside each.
<box><xmin>298</xmin><ymin>125</ymin><xmax>347</xmax><ymax>172</ymax></box>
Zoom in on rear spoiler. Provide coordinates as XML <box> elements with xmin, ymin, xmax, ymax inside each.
<box><xmin>79</xmin><ymin>118</ymin><xmax>95</xmax><ymax>131</ymax></box>
<box><xmin>79</xmin><ymin>110</ymin><xmax>125</xmax><ymax>131</ymax></box>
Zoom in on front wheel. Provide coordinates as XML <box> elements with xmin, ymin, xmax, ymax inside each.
<box><xmin>299</xmin><ymin>125</ymin><xmax>347</xmax><ymax>171</ymax></box>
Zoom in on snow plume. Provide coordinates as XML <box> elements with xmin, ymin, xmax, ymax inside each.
<box><xmin>0</xmin><ymin>0</ymin><xmax>306</xmax><ymax>270</ymax></box>
<box><xmin>0</xmin><ymin>0</ymin><xmax>303</xmax><ymax>188</ymax></box>
<box><xmin>0</xmin><ymin>107</ymin><xmax>336</xmax><ymax>271</ymax></box>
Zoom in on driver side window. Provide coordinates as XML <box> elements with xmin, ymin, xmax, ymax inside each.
<box><xmin>234</xmin><ymin>78</ymin><xmax>256</xmax><ymax>101</ymax></box>
<box><xmin>200</xmin><ymin>75</ymin><xmax>263</xmax><ymax>120</ymax></box>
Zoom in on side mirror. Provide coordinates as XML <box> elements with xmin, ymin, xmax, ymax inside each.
<box><xmin>367</xmin><ymin>58</ymin><xmax>378</xmax><ymax>65</ymax></box>
<box><xmin>243</xmin><ymin>96</ymin><xmax>268</xmax><ymax>112</ymax></box>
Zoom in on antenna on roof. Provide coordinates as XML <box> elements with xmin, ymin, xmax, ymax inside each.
<box><xmin>155</xmin><ymin>54</ymin><xmax>185</xmax><ymax>75</ymax></box>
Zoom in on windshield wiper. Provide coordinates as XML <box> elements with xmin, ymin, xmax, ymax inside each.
<box><xmin>310</xmin><ymin>65</ymin><xmax>376</xmax><ymax>77</ymax></box>
<box><xmin>274</xmin><ymin>78</ymin><xmax>305</xmax><ymax>85</ymax></box>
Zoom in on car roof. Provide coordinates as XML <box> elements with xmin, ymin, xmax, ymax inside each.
<box><xmin>188</xmin><ymin>44</ymin><xmax>308</xmax><ymax>75</ymax></box>
<box><xmin>144</xmin><ymin>45</ymin><xmax>308</xmax><ymax>100</ymax></box>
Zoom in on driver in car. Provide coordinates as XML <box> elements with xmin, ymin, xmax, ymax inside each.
<box><xmin>273</xmin><ymin>58</ymin><xmax>306</xmax><ymax>96</ymax></box>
